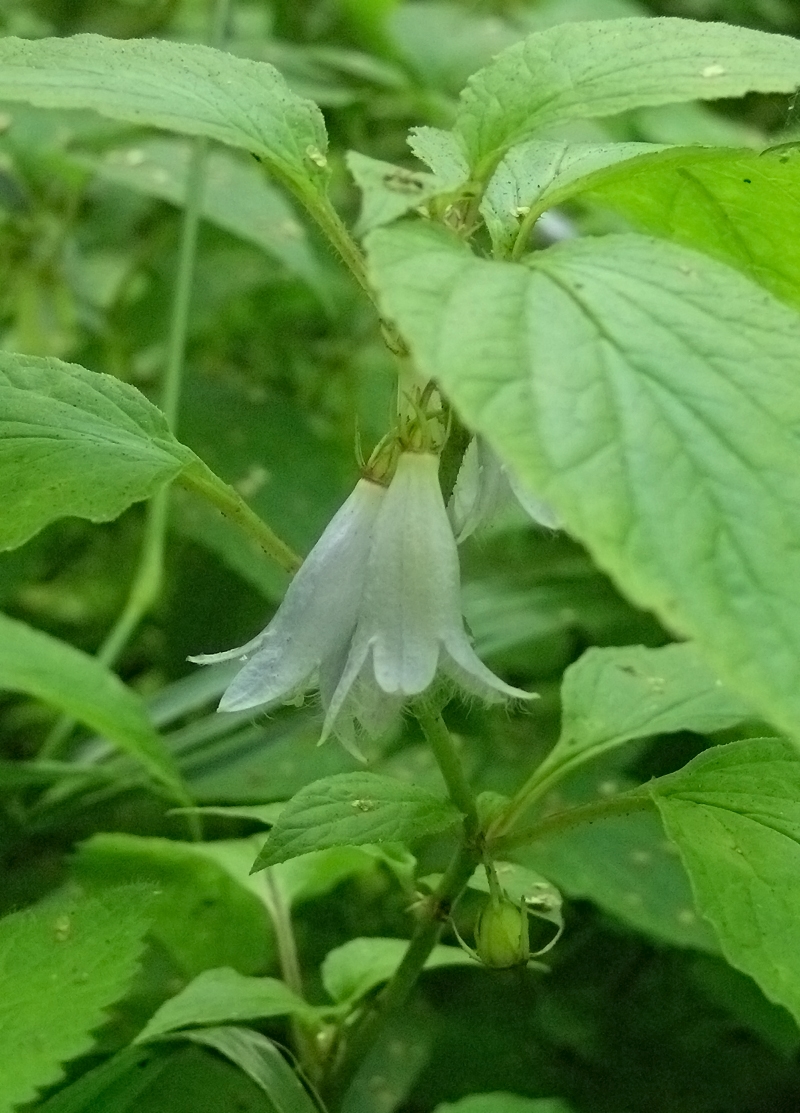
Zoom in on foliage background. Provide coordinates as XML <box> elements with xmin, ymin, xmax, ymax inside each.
<box><xmin>2</xmin><ymin>0</ymin><xmax>800</xmax><ymax>1111</ymax></box>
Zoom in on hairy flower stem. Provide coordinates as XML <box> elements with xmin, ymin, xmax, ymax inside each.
<box><xmin>262</xmin><ymin>870</ymin><xmax>320</xmax><ymax>1079</ymax></box>
<box><xmin>415</xmin><ymin>703</ymin><xmax>480</xmax><ymax>833</ymax></box>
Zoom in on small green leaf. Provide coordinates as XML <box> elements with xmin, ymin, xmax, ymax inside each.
<box><xmin>347</xmin><ymin>150</ymin><xmax>441</xmax><ymax>234</ymax></box>
<box><xmin>366</xmin><ymin>224</ymin><xmax>800</xmax><ymax>746</ymax></box>
<box><xmin>171</xmin><ymin>1027</ymin><xmax>318</xmax><ymax>1113</ymax></box>
<box><xmin>0</xmin><ymin>35</ymin><xmax>328</xmax><ymax>197</ymax></box>
<box><xmin>137</xmin><ymin>968</ymin><xmax>318</xmax><ymax>1043</ymax></box>
<box><xmin>537</xmin><ymin>643</ymin><xmax>752</xmax><ymax>788</ymax></box>
<box><xmin>0</xmin><ymin>886</ymin><xmax>153</xmax><ymax>1111</ymax></box>
<box><xmin>0</xmin><ymin>613</ymin><xmax>182</xmax><ymax>794</ymax></box>
<box><xmin>454</xmin><ymin>18</ymin><xmax>800</xmax><ymax>175</ymax></box>
<box><xmin>652</xmin><ymin>738</ymin><xmax>800</xmax><ymax>1022</ymax></box>
<box><xmin>435</xmin><ymin>1095</ymin><xmax>575</xmax><ymax>1113</ymax></box>
<box><xmin>252</xmin><ymin>772</ymin><xmax>460</xmax><ymax>870</ymax></box>
<box><xmin>93</xmin><ymin>139</ymin><xmax>326</xmax><ymax>295</ymax></box>
<box><xmin>0</xmin><ymin>351</ymin><xmax>194</xmax><ymax>551</ymax></box>
<box><xmin>321</xmin><ymin>937</ymin><xmax>474</xmax><ymax>1004</ymax></box>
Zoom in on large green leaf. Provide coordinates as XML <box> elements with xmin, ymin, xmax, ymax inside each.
<box><xmin>0</xmin><ymin>35</ymin><xmax>328</xmax><ymax>197</ymax></box>
<box><xmin>454</xmin><ymin>18</ymin><xmax>800</xmax><ymax>175</ymax></box>
<box><xmin>0</xmin><ymin>887</ymin><xmax>152</xmax><ymax>1111</ymax></box>
<box><xmin>533</xmin><ymin>643</ymin><xmax>752</xmax><ymax>791</ymax></box>
<box><xmin>93</xmin><ymin>138</ymin><xmax>326</xmax><ymax>294</ymax></box>
<box><xmin>366</xmin><ymin>224</ymin><xmax>800</xmax><ymax>745</ymax></box>
<box><xmin>137</xmin><ymin>968</ymin><xmax>318</xmax><ymax>1042</ymax></box>
<box><xmin>652</xmin><ymin>739</ymin><xmax>800</xmax><ymax>1023</ymax></box>
<box><xmin>252</xmin><ymin>772</ymin><xmax>460</xmax><ymax>870</ymax></box>
<box><xmin>582</xmin><ymin>143</ymin><xmax>800</xmax><ymax>310</ymax></box>
<box><xmin>0</xmin><ymin>351</ymin><xmax>194</xmax><ymax>551</ymax></box>
<box><xmin>0</xmin><ymin>613</ymin><xmax>182</xmax><ymax>794</ymax></box>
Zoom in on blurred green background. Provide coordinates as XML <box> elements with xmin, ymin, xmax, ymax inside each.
<box><xmin>1</xmin><ymin>1</ymin><xmax>800</xmax><ymax>1110</ymax></box>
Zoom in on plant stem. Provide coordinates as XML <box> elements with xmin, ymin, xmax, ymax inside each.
<box><xmin>414</xmin><ymin>703</ymin><xmax>479</xmax><ymax>831</ymax></box>
<box><xmin>325</xmin><ymin>836</ymin><xmax>480</xmax><ymax>1110</ymax></box>
<box><xmin>493</xmin><ymin>785</ymin><xmax>655</xmax><ymax>853</ymax></box>
<box><xmin>299</xmin><ymin>188</ymin><xmax>377</xmax><ymax>308</ymax></box>
<box><xmin>180</xmin><ymin>459</ymin><xmax>302</xmax><ymax>574</ymax></box>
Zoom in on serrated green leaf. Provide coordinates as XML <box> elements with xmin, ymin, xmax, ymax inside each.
<box><xmin>321</xmin><ymin>937</ymin><xmax>474</xmax><ymax>1004</ymax></box>
<box><xmin>652</xmin><ymin>738</ymin><xmax>800</xmax><ymax>1024</ymax></box>
<box><xmin>93</xmin><ymin>138</ymin><xmax>326</xmax><ymax>294</ymax></box>
<box><xmin>0</xmin><ymin>613</ymin><xmax>183</xmax><ymax>794</ymax></box>
<box><xmin>137</xmin><ymin>968</ymin><xmax>318</xmax><ymax>1043</ymax></box>
<box><xmin>0</xmin><ymin>887</ymin><xmax>153</xmax><ymax>1111</ymax></box>
<box><xmin>252</xmin><ymin>772</ymin><xmax>460</xmax><ymax>870</ymax></box>
<box><xmin>0</xmin><ymin>35</ymin><xmax>328</xmax><ymax>197</ymax></box>
<box><xmin>171</xmin><ymin>1027</ymin><xmax>318</xmax><ymax>1113</ymax></box>
<box><xmin>366</xmin><ymin>224</ymin><xmax>800</xmax><ymax>746</ymax></box>
<box><xmin>581</xmin><ymin>143</ymin><xmax>800</xmax><ymax>310</ymax></box>
<box><xmin>0</xmin><ymin>351</ymin><xmax>195</xmax><ymax>551</ymax></box>
<box><xmin>536</xmin><ymin>643</ymin><xmax>752</xmax><ymax>790</ymax></box>
<box><xmin>454</xmin><ymin>18</ymin><xmax>800</xmax><ymax>175</ymax></box>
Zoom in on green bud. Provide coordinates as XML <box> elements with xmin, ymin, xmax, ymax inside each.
<box><xmin>474</xmin><ymin>895</ymin><xmax>529</xmax><ymax>969</ymax></box>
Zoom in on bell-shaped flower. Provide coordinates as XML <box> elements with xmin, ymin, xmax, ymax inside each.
<box><xmin>449</xmin><ymin>437</ymin><xmax>562</xmax><ymax>542</ymax></box>
<box><xmin>322</xmin><ymin>450</ymin><xmax>534</xmax><ymax>741</ymax></box>
<box><xmin>189</xmin><ymin>477</ymin><xmax>385</xmax><ymax>717</ymax></box>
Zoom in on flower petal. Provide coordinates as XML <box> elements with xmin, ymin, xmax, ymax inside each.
<box><xmin>196</xmin><ymin>477</ymin><xmax>384</xmax><ymax>713</ymax></box>
<box><xmin>442</xmin><ymin>631</ymin><xmax>536</xmax><ymax>703</ymax></box>
<box><xmin>187</xmin><ymin>629</ymin><xmax>268</xmax><ymax>665</ymax></box>
<box><xmin>366</xmin><ymin>452</ymin><xmax>458</xmax><ymax>695</ymax></box>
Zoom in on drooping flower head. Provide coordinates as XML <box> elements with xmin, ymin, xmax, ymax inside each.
<box><xmin>191</xmin><ymin>435</ymin><xmax>535</xmax><ymax>758</ymax></box>
<box><xmin>189</xmin><ymin>477</ymin><xmax>385</xmax><ymax>720</ymax></box>
<box><xmin>449</xmin><ymin>437</ymin><xmax>562</xmax><ymax>542</ymax></box>
<box><xmin>322</xmin><ymin>450</ymin><xmax>535</xmax><ymax>743</ymax></box>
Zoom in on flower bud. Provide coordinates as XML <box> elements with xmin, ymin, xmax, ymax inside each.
<box><xmin>474</xmin><ymin>895</ymin><xmax>529</xmax><ymax>969</ymax></box>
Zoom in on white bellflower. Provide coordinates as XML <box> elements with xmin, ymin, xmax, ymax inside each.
<box><xmin>189</xmin><ymin>477</ymin><xmax>385</xmax><ymax>716</ymax></box>
<box><xmin>322</xmin><ymin>450</ymin><xmax>533</xmax><ymax>742</ymax></box>
<box><xmin>450</xmin><ymin>437</ymin><xmax>562</xmax><ymax>542</ymax></box>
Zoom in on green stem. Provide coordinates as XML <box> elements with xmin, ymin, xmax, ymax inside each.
<box><xmin>180</xmin><ymin>459</ymin><xmax>301</xmax><ymax>574</ymax></box>
<box><xmin>414</xmin><ymin>703</ymin><xmax>479</xmax><ymax>830</ymax></box>
<box><xmin>262</xmin><ymin>870</ymin><xmax>319</xmax><ymax>1079</ymax></box>
<box><xmin>325</xmin><ymin>836</ymin><xmax>480</xmax><ymax>1110</ymax></box>
<box><xmin>493</xmin><ymin>785</ymin><xmax>655</xmax><ymax>853</ymax></box>
<box><xmin>297</xmin><ymin>186</ymin><xmax>377</xmax><ymax>308</ymax></box>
